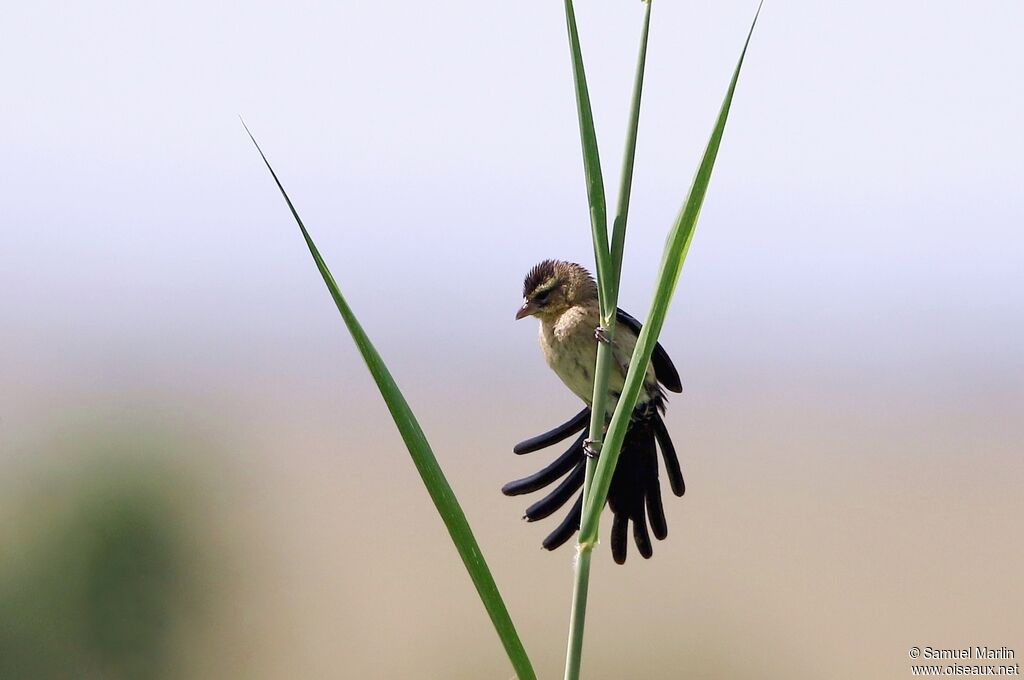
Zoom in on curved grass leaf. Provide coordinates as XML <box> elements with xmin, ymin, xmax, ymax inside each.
<box><xmin>563</xmin><ymin>0</ymin><xmax>612</xmax><ymax>319</ymax></box>
<box><xmin>243</xmin><ymin>123</ymin><xmax>537</xmax><ymax>680</ymax></box>
<box><xmin>608</xmin><ymin>0</ymin><xmax>653</xmax><ymax>298</ymax></box>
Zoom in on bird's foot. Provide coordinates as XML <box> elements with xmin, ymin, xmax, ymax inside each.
<box><xmin>594</xmin><ymin>326</ymin><xmax>612</xmax><ymax>345</ymax></box>
<box><xmin>583</xmin><ymin>438</ymin><xmax>601</xmax><ymax>459</ymax></box>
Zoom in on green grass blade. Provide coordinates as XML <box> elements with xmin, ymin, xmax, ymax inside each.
<box><xmin>564</xmin><ymin>6</ymin><xmax>655</xmax><ymax>679</ymax></box>
<box><xmin>243</xmin><ymin>123</ymin><xmax>537</xmax><ymax>680</ymax></box>
<box><xmin>579</xmin><ymin>0</ymin><xmax>762</xmax><ymax>545</ymax></box>
<box><xmin>608</xmin><ymin>0</ymin><xmax>653</xmax><ymax>302</ymax></box>
<box><xmin>563</xmin><ymin>0</ymin><xmax>613</xmax><ymax>318</ymax></box>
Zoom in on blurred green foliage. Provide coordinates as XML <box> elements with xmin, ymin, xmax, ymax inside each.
<box><xmin>0</xmin><ymin>448</ymin><xmax>195</xmax><ymax>680</ymax></box>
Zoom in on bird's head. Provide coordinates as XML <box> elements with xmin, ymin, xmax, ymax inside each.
<box><xmin>516</xmin><ymin>259</ymin><xmax>598</xmax><ymax>321</ymax></box>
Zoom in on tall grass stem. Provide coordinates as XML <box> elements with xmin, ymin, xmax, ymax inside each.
<box><xmin>563</xmin><ymin>4</ymin><xmax>760</xmax><ymax>679</ymax></box>
<box><xmin>578</xmin><ymin>3</ymin><xmax>762</xmax><ymax>544</ymax></box>
<box><xmin>563</xmin><ymin>4</ymin><xmax>653</xmax><ymax>679</ymax></box>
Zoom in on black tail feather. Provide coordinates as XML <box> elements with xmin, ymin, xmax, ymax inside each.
<box><xmin>524</xmin><ymin>461</ymin><xmax>585</xmax><ymax>522</ymax></box>
<box><xmin>509</xmin><ymin>404</ymin><xmax>683</xmax><ymax>563</ymax></box>
<box><xmin>513</xmin><ymin>408</ymin><xmax>590</xmax><ymax>454</ymax></box>
<box><xmin>542</xmin><ymin>493</ymin><xmax>583</xmax><ymax>551</ymax></box>
<box><xmin>610</xmin><ymin>510</ymin><xmax>629</xmax><ymax>564</ymax></box>
<box><xmin>653</xmin><ymin>413</ymin><xmax>685</xmax><ymax>497</ymax></box>
<box><xmin>607</xmin><ymin>413</ymin><xmax>661</xmax><ymax>562</ymax></box>
<box><xmin>645</xmin><ymin>446</ymin><xmax>668</xmax><ymax>540</ymax></box>
<box><xmin>632</xmin><ymin>505</ymin><xmax>653</xmax><ymax>559</ymax></box>
<box><xmin>502</xmin><ymin>431</ymin><xmax>585</xmax><ymax>496</ymax></box>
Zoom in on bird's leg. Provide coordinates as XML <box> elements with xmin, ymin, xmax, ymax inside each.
<box><xmin>594</xmin><ymin>326</ymin><xmax>612</xmax><ymax>345</ymax></box>
<box><xmin>582</xmin><ymin>424</ymin><xmax>609</xmax><ymax>458</ymax></box>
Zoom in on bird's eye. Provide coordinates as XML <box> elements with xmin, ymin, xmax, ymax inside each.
<box><xmin>535</xmin><ymin>290</ymin><xmax>551</xmax><ymax>304</ymax></box>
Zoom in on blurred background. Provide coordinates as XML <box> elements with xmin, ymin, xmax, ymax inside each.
<box><xmin>2</xmin><ymin>1</ymin><xmax>1022</xmax><ymax>678</ymax></box>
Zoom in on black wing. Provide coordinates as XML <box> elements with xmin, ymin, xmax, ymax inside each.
<box><xmin>615</xmin><ymin>308</ymin><xmax>682</xmax><ymax>393</ymax></box>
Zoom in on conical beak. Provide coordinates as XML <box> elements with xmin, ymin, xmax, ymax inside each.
<box><xmin>515</xmin><ymin>299</ymin><xmax>538</xmax><ymax>320</ymax></box>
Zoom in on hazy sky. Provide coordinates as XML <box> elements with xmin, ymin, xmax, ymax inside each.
<box><xmin>3</xmin><ymin>5</ymin><xmax>1022</xmax><ymax>678</ymax></box>
<box><xmin>2</xmin><ymin>0</ymin><xmax>1021</xmax><ymax>397</ymax></box>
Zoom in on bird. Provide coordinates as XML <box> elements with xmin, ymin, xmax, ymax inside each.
<box><xmin>503</xmin><ymin>259</ymin><xmax>685</xmax><ymax>564</ymax></box>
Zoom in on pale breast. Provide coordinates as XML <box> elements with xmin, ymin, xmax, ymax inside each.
<box><xmin>539</xmin><ymin>307</ymin><xmax>659</xmax><ymax>415</ymax></box>
<box><xmin>540</xmin><ymin>308</ymin><xmax>599</xmax><ymax>405</ymax></box>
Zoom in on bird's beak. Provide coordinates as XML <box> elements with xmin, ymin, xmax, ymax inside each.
<box><xmin>515</xmin><ymin>299</ymin><xmax>538</xmax><ymax>320</ymax></box>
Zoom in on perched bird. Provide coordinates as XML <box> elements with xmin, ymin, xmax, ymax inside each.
<box><xmin>504</xmin><ymin>259</ymin><xmax>685</xmax><ymax>564</ymax></box>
